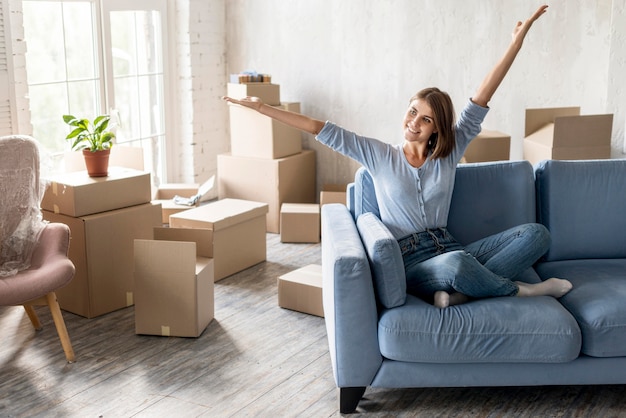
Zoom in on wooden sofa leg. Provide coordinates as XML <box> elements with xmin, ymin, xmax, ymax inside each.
<box><xmin>339</xmin><ymin>386</ymin><xmax>366</xmax><ymax>414</ymax></box>
<box><xmin>24</xmin><ymin>305</ymin><xmax>42</xmax><ymax>330</ymax></box>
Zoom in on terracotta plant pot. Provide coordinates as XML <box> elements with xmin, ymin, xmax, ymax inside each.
<box><xmin>82</xmin><ymin>149</ymin><xmax>111</xmax><ymax>177</ymax></box>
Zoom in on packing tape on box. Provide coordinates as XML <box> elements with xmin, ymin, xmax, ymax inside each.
<box><xmin>126</xmin><ymin>292</ymin><xmax>133</xmax><ymax>306</ymax></box>
<box><xmin>161</xmin><ymin>326</ymin><xmax>171</xmax><ymax>336</ymax></box>
<box><xmin>53</xmin><ymin>204</ymin><xmax>60</xmax><ymax>214</ymax></box>
<box><xmin>52</xmin><ymin>182</ymin><xmax>58</xmax><ymax>195</ymax></box>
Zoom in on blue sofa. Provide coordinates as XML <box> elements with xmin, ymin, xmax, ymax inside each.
<box><xmin>321</xmin><ymin>159</ymin><xmax>626</xmax><ymax>414</ymax></box>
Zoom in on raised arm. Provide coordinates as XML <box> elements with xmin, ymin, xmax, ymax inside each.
<box><xmin>471</xmin><ymin>5</ymin><xmax>548</xmax><ymax>108</ymax></box>
<box><xmin>222</xmin><ymin>96</ymin><xmax>326</xmax><ymax>135</ymax></box>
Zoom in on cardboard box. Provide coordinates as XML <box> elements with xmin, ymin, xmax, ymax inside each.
<box><xmin>278</xmin><ymin>264</ymin><xmax>323</xmax><ymax>317</ymax></box>
<box><xmin>42</xmin><ymin>203</ymin><xmax>162</xmax><ymax>318</ymax></box>
<box><xmin>228</xmin><ymin>102</ymin><xmax>302</xmax><ymax>159</ymax></box>
<box><xmin>227</xmin><ymin>82</ymin><xmax>280</xmax><ymax>106</ymax></box>
<box><xmin>134</xmin><ymin>229</ymin><xmax>214</xmax><ymax>338</ymax></box>
<box><xmin>217</xmin><ymin>150</ymin><xmax>316</xmax><ymax>233</ymax></box>
<box><xmin>169</xmin><ymin>198</ymin><xmax>269</xmax><ymax>281</ymax></box>
<box><xmin>463</xmin><ymin>130</ymin><xmax>511</xmax><ymax>163</ymax></box>
<box><xmin>523</xmin><ymin>107</ymin><xmax>613</xmax><ymax>166</ymax></box>
<box><xmin>280</xmin><ymin>203</ymin><xmax>320</xmax><ymax>243</ymax></box>
<box><xmin>320</xmin><ymin>184</ymin><xmax>347</xmax><ymax>206</ymax></box>
<box><xmin>153</xmin><ymin>183</ymin><xmax>200</xmax><ymax>224</ymax></box>
<box><xmin>42</xmin><ymin>167</ymin><xmax>151</xmax><ymax>217</ymax></box>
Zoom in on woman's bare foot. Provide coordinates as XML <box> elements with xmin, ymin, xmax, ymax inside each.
<box><xmin>434</xmin><ymin>291</ymin><xmax>469</xmax><ymax>308</ymax></box>
<box><xmin>515</xmin><ymin>278</ymin><xmax>573</xmax><ymax>298</ymax></box>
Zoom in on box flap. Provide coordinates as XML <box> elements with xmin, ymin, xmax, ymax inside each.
<box><xmin>553</xmin><ymin>114</ymin><xmax>613</xmax><ymax>147</ymax></box>
<box><xmin>525</xmin><ymin>107</ymin><xmax>580</xmax><ymax>136</ymax></box>
<box><xmin>134</xmin><ymin>239</ymin><xmax>197</xmax><ymax>274</ymax></box>
<box><xmin>153</xmin><ymin>227</ymin><xmax>213</xmax><ymax>258</ymax></box>
<box><xmin>524</xmin><ymin>123</ymin><xmax>556</xmax><ymax>146</ymax></box>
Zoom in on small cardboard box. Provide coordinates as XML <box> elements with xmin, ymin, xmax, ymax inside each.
<box><xmin>42</xmin><ymin>167</ymin><xmax>151</xmax><ymax>217</ymax></box>
<box><xmin>217</xmin><ymin>150</ymin><xmax>316</xmax><ymax>233</ymax></box>
<box><xmin>463</xmin><ymin>130</ymin><xmax>511</xmax><ymax>163</ymax></box>
<box><xmin>153</xmin><ymin>183</ymin><xmax>200</xmax><ymax>224</ymax></box>
<box><xmin>523</xmin><ymin>107</ymin><xmax>613</xmax><ymax>166</ymax></box>
<box><xmin>169</xmin><ymin>198</ymin><xmax>269</xmax><ymax>281</ymax></box>
<box><xmin>229</xmin><ymin>102</ymin><xmax>302</xmax><ymax>159</ymax></box>
<box><xmin>280</xmin><ymin>203</ymin><xmax>320</xmax><ymax>243</ymax></box>
<box><xmin>320</xmin><ymin>184</ymin><xmax>347</xmax><ymax>207</ymax></box>
<box><xmin>227</xmin><ymin>82</ymin><xmax>280</xmax><ymax>106</ymax></box>
<box><xmin>278</xmin><ymin>264</ymin><xmax>323</xmax><ymax>317</ymax></box>
<box><xmin>134</xmin><ymin>228</ymin><xmax>214</xmax><ymax>338</ymax></box>
<box><xmin>42</xmin><ymin>202</ymin><xmax>162</xmax><ymax>318</ymax></box>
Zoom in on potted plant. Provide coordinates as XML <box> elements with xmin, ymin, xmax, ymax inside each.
<box><xmin>63</xmin><ymin>114</ymin><xmax>116</xmax><ymax>177</ymax></box>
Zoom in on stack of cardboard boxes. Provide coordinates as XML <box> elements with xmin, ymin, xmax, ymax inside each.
<box><xmin>218</xmin><ymin>82</ymin><xmax>316</xmax><ymax>234</ymax></box>
<box><xmin>41</xmin><ymin>166</ymin><xmax>162</xmax><ymax>318</ymax></box>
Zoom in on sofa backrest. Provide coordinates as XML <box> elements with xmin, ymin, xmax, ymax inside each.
<box><xmin>535</xmin><ymin>159</ymin><xmax>626</xmax><ymax>261</ymax></box>
<box><xmin>448</xmin><ymin>161</ymin><xmax>536</xmax><ymax>245</ymax></box>
<box><xmin>351</xmin><ymin>161</ymin><xmax>537</xmax><ymax>246</ymax></box>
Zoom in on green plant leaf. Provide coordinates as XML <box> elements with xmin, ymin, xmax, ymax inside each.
<box><xmin>65</xmin><ymin>127</ymin><xmax>83</xmax><ymax>140</ymax></box>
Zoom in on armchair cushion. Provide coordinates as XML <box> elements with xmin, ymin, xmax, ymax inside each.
<box><xmin>356</xmin><ymin>212</ymin><xmax>406</xmax><ymax>308</ymax></box>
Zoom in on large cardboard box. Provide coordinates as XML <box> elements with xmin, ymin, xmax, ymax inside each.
<box><xmin>278</xmin><ymin>264</ymin><xmax>323</xmax><ymax>317</ymax></box>
<box><xmin>228</xmin><ymin>102</ymin><xmax>302</xmax><ymax>159</ymax></box>
<box><xmin>134</xmin><ymin>228</ymin><xmax>214</xmax><ymax>338</ymax></box>
<box><xmin>280</xmin><ymin>203</ymin><xmax>320</xmax><ymax>243</ymax></box>
<box><xmin>217</xmin><ymin>150</ymin><xmax>316</xmax><ymax>233</ymax></box>
<box><xmin>152</xmin><ymin>183</ymin><xmax>200</xmax><ymax>223</ymax></box>
<box><xmin>227</xmin><ymin>82</ymin><xmax>280</xmax><ymax>106</ymax></box>
<box><xmin>463</xmin><ymin>130</ymin><xmax>511</xmax><ymax>163</ymax></box>
<box><xmin>42</xmin><ymin>167</ymin><xmax>151</xmax><ymax>217</ymax></box>
<box><xmin>523</xmin><ymin>107</ymin><xmax>613</xmax><ymax>166</ymax></box>
<box><xmin>169</xmin><ymin>198</ymin><xmax>268</xmax><ymax>281</ymax></box>
<box><xmin>42</xmin><ymin>202</ymin><xmax>162</xmax><ymax>318</ymax></box>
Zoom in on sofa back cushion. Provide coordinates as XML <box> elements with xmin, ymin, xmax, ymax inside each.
<box><xmin>448</xmin><ymin>161</ymin><xmax>537</xmax><ymax>245</ymax></box>
<box><xmin>535</xmin><ymin>159</ymin><xmax>626</xmax><ymax>261</ymax></box>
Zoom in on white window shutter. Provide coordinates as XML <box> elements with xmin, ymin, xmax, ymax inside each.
<box><xmin>0</xmin><ymin>0</ymin><xmax>17</xmax><ymax>136</ymax></box>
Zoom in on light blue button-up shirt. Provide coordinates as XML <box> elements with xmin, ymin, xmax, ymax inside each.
<box><xmin>316</xmin><ymin>100</ymin><xmax>489</xmax><ymax>239</ymax></box>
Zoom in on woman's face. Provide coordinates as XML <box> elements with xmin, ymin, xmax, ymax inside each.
<box><xmin>403</xmin><ymin>99</ymin><xmax>437</xmax><ymax>143</ymax></box>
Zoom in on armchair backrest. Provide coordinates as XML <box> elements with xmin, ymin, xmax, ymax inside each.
<box><xmin>0</xmin><ymin>135</ymin><xmax>47</xmax><ymax>275</ymax></box>
<box><xmin>351</xmin><ymin>161</ymin><xmax>537</xmax><ymax>246</ymax></box>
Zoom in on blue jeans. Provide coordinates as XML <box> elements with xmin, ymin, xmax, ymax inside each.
<box><xmin>401</xmin><ymin>224</ymin><xmax>551</xmax><ymax>300</ymax></box>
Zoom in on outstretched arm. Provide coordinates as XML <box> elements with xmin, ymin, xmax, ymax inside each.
<box><xmin>222</xmin><ymin>96</ymin><xmax>326</xmax><ymax>135</ymax></box>
<box><xmin>471</xmin><ymin>4</ymin><xmax>548</xmax><ymax>108</ymax></box>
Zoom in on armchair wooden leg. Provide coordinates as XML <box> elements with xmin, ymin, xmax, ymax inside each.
<box><xmin>339</xmin><ymin>386</ymin><xmax>366</xmax><ymax>414</ymax></box>
<box><xmin>23</xmin><ymin>305</ymin><xmax>42</xmax><ymax>330</ymax></box>
<box><xmin>45</xmin><ymin>292</ymin><xmax>75</xmax><ymax>363</ymax></box>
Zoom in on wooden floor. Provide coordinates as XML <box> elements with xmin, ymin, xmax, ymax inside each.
<box><xmin>2</xmin><ymin>234</ymin><xmax>626</xmax><ymax>417</ymax></box>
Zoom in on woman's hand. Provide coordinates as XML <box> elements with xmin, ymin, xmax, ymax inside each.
<box><xmin>222</xmin><ymin>95</ymin><xmax>264</xmax><ymax>112</ymax></box>
<box><xmin>511</xmin><ymin>4</ymin><xmax>548</xmax><ymax>46</ymax></box>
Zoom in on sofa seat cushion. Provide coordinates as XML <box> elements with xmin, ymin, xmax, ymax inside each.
<box><xmin>535</xmin><ymin>259</ymin><xmax>626</xmax><ymax>357</ymax></box>
<box><xmin>378</xmin><ymin>294</ymin><xmax>581</xmax><ymax>363</ymax></box>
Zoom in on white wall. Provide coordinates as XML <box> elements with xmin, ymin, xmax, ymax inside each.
<box><xmin>225</xmin><ymin>0</ymin><xmax>626</xmax><ymax>187</ymax></box>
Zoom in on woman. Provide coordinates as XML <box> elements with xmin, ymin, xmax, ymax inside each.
<box><xmin>223</xmin><ymin>5</ymin><xmax>572</xmax><ymax>308</ymax></box>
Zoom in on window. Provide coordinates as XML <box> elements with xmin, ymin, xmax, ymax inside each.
<box><xmin>23</xmin><ymin>0</ymin><xmax>170</xmax><ymax>184</ymax></box>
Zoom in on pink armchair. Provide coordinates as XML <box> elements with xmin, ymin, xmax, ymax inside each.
<box><xmin>0</xmin><ymin>135</ymin><xmax>76</xmax><ymax>362</ymax></box>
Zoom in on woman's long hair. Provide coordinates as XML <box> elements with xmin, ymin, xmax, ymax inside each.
<box><xmin>410</xmin><ymin>88</ymin><xmax>456</xmax><ymax>159</ymax></box>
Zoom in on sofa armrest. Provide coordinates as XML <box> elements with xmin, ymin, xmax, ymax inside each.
<box><xmin>321</xmin><ymin>204</ymin><xmax>382</xmax><ymax>388</ymax></box>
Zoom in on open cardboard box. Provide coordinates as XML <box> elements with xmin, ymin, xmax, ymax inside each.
<box><xmin>523</xmin><ymin>107</ymin><xmax>613</xmax><ymax>166</ymax></box>
<box><xmin>134</xmin><ymin>227</ymin><xmax>214</xmax><ymax>337</ymax></box>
